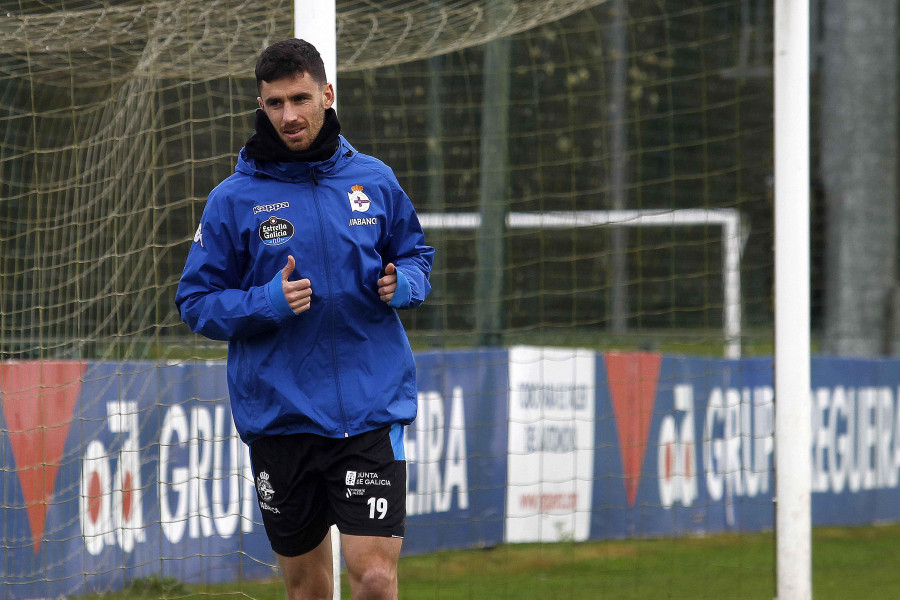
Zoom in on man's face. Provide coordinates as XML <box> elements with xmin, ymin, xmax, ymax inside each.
<box><xmin>257</xmin><ymin>73</ymin><xmax>334</xmax><ymax>152</ymax></box>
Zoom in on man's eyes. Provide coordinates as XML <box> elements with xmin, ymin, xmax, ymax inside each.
<box><xmin>267</xmin><ymin>97</ymin><xmax>309</xmax><ymax>107</ymax></box>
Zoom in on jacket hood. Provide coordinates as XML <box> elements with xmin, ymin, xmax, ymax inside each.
<box><xmin>235</xmin><ymin>135</ymin><xmax>357</xmax><ymax>183</ymax></box>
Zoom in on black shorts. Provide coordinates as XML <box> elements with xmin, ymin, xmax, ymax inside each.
<box><xmin>249</xmin><ymin>424</ymin><xmax>407</xmax><ymax>557</ymax></box>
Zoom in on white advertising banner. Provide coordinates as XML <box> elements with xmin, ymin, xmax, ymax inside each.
<box><xmin>505</xmin><ymin>346</ymin><xmax>595</xmax><ymax>543</ymax></box>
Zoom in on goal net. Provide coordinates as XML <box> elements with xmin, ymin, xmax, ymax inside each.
<box><xmin>0</xmin><ymin>0</ymin><xmax>785</xmax><ymax>598</ymax></box>
<box><xmin>0</xmin><ymin>0</ymin><xmax>772</xmax><ymax>360</ymax></box>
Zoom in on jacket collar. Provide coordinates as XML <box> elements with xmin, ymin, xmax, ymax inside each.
<box><xmin>235</xmin><ymin>135</ymin><xmax>357</xmax><ymax>182</ymax></box>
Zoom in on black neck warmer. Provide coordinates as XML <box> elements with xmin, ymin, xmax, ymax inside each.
<box><xmin>244</xmin><ymin>107</ymin><xmax>341</xmax><ymax>163</ymax></box>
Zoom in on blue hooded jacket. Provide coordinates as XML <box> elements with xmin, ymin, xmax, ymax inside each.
<box><xmin>175</xmin><ymin>136</ymin><xmax>433</xmax><ymax>443</ymax></box>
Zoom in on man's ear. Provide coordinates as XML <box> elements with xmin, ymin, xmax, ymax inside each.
<box><xmin>257</xmin><ymin>97</ymin><xmax>264</xmax><ymax>110</ymax></box>
<box><xmin>323</xmin><ymin>83</ymin><xmax>335</xmax><ymax>109</ymax></box>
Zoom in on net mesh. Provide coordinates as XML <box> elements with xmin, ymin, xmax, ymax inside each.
<box><xmin>0</xmin><ymin>1</ymin><xmax>780</xmax><ymax>598</ymax></box>
<box><xmin>1</xmin><ymin>0</ymin><xmax>610</xmax><ymax>78</ymax></box>
<box><xmin>0</xmin><ymin>0</ymin><xmax>772</xmax><ymax>359</ymax></box>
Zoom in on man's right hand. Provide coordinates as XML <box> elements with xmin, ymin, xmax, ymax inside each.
<box><xmin>281</xmin><ymin>255</ymin><xmax>312</xmax><ymax>314</ymax></box>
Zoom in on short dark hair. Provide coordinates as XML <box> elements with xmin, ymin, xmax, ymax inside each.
<box><xmin>255</xmin><ymin>39</ymin><xmax>327</xmax><ymax>91</ymax></box>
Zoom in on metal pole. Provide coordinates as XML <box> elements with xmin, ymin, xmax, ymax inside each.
<box><xmin>426</xmin><ymin>53</ymin><xmax>446</xmax><ymax>342</ymax></box>
<box><xmin>475</xmin><ymin>2</ymin><xmax>512</xmax><ymax>347</ymax></box>
<box><xmin>294</xmin><ymin>5</ymin><xmax>341</xmax><ymax>596</ymax></box>
<box><xmin>774</xmin><ymin>1</ymin><xmax>811</xmax><ymax>599</ymax></box>
<box><xmin>294</xmin><ymin>0</ymin><xmax>338</xmax><ymax>109</ymax></box>
<box><xmin>608</xmin><ymin>0</ymin><xmax>629</xmax><ymax>335</ymax></box>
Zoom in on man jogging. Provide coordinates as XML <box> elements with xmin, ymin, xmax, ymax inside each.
<box><xmin>175</xmin><ymin>38</ymin><xmax>433</xmax><ymax>600</ymax></box>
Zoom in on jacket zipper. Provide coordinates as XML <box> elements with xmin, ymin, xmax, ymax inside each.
<box><xmin>309</xmin><ymin>166</ymin><xmax>349</xmax><ymax>437</ymax></box>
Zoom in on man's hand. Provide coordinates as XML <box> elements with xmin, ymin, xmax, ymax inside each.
<box><xmin>281</xmin><ymin>255</ymin><xmax>312</xmax><ymax>314</ymax></box>
<box><xmin>377</xmin><ymin>263</ymin><xmax>398</xmax><ymax>304</ymax></box>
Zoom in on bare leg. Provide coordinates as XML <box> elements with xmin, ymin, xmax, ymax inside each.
<box><xmin>341</xmin><ymin>534</ymin><xmax>402</xmax><ymax>600</ymax></box>
<box><xmin>277</xmin><ymin>529</ymin><xmax>334</xmax><ymax>600</ymax></box>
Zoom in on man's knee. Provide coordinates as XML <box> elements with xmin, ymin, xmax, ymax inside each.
<box><xmin>353</xmin><ymin>564</ymin><xmax>398</xmax><ymax>599</ymax></box>
<box><xmin>278</xmin><ymin>540</ymin><xmax>334</xmax><ymax>600</ymax></box>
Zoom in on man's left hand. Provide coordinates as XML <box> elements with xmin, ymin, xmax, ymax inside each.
<box><xmin>377</xmin><ymin>263</ymin><xmax>398</xmax><ymax>303</ymax></box>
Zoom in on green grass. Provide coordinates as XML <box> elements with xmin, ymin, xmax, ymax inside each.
<box><xmin>73</xmin><ymin>524</ymin><xmax>900</xmax><ymax>600</ymax></box>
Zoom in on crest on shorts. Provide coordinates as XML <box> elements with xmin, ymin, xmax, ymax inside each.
<box><xmin>348</xmin><ymin>185</ymin><xmax>371</xmax><ymax>213</ymax></box>
<box><xmin>256</xmin><ymin>471</ymin><xmax>275</xmax><ymax>502</ymax></box>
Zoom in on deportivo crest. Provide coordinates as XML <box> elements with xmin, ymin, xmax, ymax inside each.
<box><xmin>348</xmin><ymin>185</ymin><xmax>371</xmax><ymax>213</ymax></box>
<box><xmin>259</xmin><ymin>216</ymin><xmax>294</xmax><ymax>246</ymax></box>
<box><xmin>256</xmin><ymin>471</ymin><xmax>275</xmax><ymax>502</ymax></box>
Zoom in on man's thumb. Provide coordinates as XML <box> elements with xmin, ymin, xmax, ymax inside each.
<box><xmin>281</xmin><ymin>255</ymin><xmax>296</xmax><ymax>281</ymax></box>
<box><xmin>384</xmin><ymin>263</ymin><xmax>396</xmax><ymax>275</ymax></box>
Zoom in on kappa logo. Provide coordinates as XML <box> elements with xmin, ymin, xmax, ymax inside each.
<box><xmin>348</xmin><ymin>184</ymin><xmax>371</xmax><ymax>213</ymax></box>
<box><xmin>253</xmin><ymin>201</ymin><xmax>290</xmax><ymax>215</ymax></box>
<box><xmin>193</xmin><ymin>223</ymin><xmax>203</xmax><ymax>247</ymax></box>
<box><xmin>256</xmin><ymin>471</ymin><xmax>275</xmax><ymax>502</ymax></box>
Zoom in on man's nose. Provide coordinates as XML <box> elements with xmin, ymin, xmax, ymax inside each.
<box><xmin>283</xmin><ymin>103</ymin><xmax>300</xmax><ymax>123</ymax></box>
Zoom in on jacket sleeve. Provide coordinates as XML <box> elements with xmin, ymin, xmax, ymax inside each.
<box><xmin>383</xmin><ymin>182</ymin><xmax>434</xmax><ymax>309</ymax></box>
<box><xmin>174</xmin><ymin>192</ymin><xmax>296</xmax><ymax>341</ymax></box>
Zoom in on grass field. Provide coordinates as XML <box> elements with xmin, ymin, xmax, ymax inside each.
<box><xmin>75</xmin><ymin>523</ymin><xmax>900</xmax><ymax>600</ymax></box>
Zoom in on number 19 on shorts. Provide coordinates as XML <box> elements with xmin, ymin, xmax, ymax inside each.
<box><xmin>367</xmin><ymin>497</ymin><xmax>388</xmax><ymax>519</ymax></box>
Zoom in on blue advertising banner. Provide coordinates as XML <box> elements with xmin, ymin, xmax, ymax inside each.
<box><xmin>2</xmin><ymin>351</ymin><xmax>900</xmax><ymax>598</ymax></box>
<box><xmin>405</xmin><ymin>349</ymin><xmax>509</xmax><ymax>554</ymax></box>
<box><xmin>809</xmin><ymin>358</ymin><xmax>900</xmax><ymax>526</ymax></box>
<box><xmin>589</xmin><ymin>354</ymin><xmax>776</xmax><ymax>540</ymax></box>
<box><xmin>0</xmin><ymin>361</ymin><xmax>275</xmax><ymax>600</ymax></box>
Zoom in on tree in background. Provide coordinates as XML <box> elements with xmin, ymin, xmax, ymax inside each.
<box><xmin>820</xmin><ymin>0</ymin><xmax>898</xmax><ymax>356</ymax></box>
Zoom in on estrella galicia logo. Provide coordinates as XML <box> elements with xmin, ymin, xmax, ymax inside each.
<box><xmin>256</xmin><ymin>471</ymin><xmax>275</xmax><ymax>502</ymax></box>
<box><xmin>259</xmin><ymin>216</ymin><xmax>294</xmax><ymax>246</ymax></box>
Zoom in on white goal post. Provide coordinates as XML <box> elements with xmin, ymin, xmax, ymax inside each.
<box><xmin>418</xmin><ymin>209</ymin><xmax>746</xmax><ymax>358</ymax></box>
<box><xmin>774</xmin><ymin>0</ymin><xmax>812</xmax><ymax>599</ymax></box>
<box><xmin>295</xmin><ymin>3</ymin><xmax>340</xmax><ymax>597</ymax></box>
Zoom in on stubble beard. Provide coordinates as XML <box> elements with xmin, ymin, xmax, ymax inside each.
<box><xmin>282</xmin><ymin>113</ymin><xmax>324</xmax><ymax>152</ymax></box>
